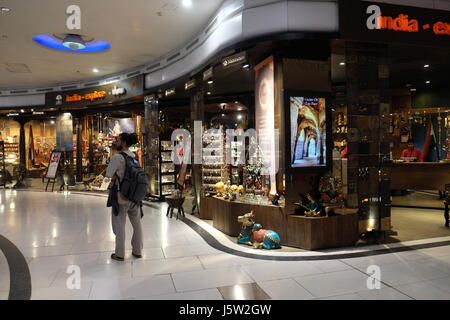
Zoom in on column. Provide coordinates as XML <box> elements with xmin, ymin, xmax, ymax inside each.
<box><xmin>345</xmin><ymin>42</ymin><xmax>391</xmax><ymax>235</ymax></box>
<box><xmin>190</xmin><ymin>86</ymin><xmax>205</xmax><ymax>215</ymax></box>
<box><xmin>76</xmin><ymin>116</ymin><xmax>83</xmax><ymax>182</ymax></box>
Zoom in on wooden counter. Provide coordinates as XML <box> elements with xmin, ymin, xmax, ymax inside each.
<box><xmin>200</xmin><ymin>196</ymin><xmax>359</xmax><ymax>250</ymax></box>
<box><xmin>391</xmin><ymin>162</ymin><xmax>450</xmax><ymax>191</ymax></box>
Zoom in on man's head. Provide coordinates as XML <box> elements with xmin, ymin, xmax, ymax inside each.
<box><xmin>113</xmin><ymin>133</ymin><xmax>138</xmax><ymax>151</ymax></box>
<box><xmin>407</xmin><ymin>139</ymin><xmax>415</xmax><ymax>150</ymax></box>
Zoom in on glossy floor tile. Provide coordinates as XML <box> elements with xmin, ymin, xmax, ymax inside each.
<box><xmin>257</xmin><ymin>279</ymin><xmax>314</xmax><ymax>300</ymax></box>
<box><xmin>217</xmin><ymin>283</ymin><xmax>270</xmax><ymax>300</ymax></box>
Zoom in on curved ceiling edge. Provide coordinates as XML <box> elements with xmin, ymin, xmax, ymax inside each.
<box><xmin>0</xmin><ymin>0</ymin><xmax>339</xmax><ymax>106</ymax></box>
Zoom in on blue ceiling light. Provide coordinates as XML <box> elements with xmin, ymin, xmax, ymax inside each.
<box><xmin>33</xmin><ymin>34</ymin><xmax>110</xmax><ymax>52</ymax></box>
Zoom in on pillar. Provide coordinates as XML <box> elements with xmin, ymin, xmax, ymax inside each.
<box><xmin>88</xmin><ymin>116</ymin><xmax>94</xmax><ymax>175</ymax></box>
<box><xmin>76</xmin><ymin>116</ymin><xmax>83</xmax><ymax>182</ymax></box>
<box><xmin>190</xmin><ymin>86</ymin><xmax>205</xmax><ymax>215</ymax></box>
<box><xmin>345</xmin><ymin>42</ymin><xmax>391</xmax><ymax>234</ymax></box>
<box><xmin>144</xmin><ymin>95</ymin><xmax>159</xmax><ymax>198</ymax></box>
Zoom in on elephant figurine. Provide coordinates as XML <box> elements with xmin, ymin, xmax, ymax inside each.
<box><xmin>237</xmin><ymin>211</ymin><xmax>281</xmax><ymax>250</ymax></box>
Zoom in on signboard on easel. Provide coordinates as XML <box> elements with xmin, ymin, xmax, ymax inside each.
<box><xmin>46</xmin><ymin>151</ymin><xmax>61</xmax><ymax>179</ymax></box>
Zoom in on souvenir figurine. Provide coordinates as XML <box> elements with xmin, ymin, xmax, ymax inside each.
<box><xmin>237</xmin><ymin>185</ymin><xmax>244</xmax><ymax>195</ymax></box>
<box><xmin>237</xmin><ymin>211</ymin><xmax>281</xmax><ymax>249</ymax></box>
<box><xmin>215</xmin><ymin>181</ymin><xmax>225</xmax><ymax>196</ymax></box>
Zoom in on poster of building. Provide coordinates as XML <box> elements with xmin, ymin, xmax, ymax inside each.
<box><xmin>290</xmin><ymin>96</ymin><xmax>327</xmax><ymax>167</ymax></box>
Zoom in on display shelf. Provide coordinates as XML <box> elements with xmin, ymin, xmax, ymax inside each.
<box><xmin>0</xmin><ymin>142</ymin><xmax>6</xmax><ymax>187</ymax></box>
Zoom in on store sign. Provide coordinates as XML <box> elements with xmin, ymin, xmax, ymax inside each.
<box><xmin>340</xmin><ymin>0</ymin><xmax>450</xmax><ymax>46</ymax></box>
<box><xmin>165</xmin><ymin>88</ymin><xmax>175</xmax><ymax>97</ymax></box>
<box><xmin>222</xmin><ymin>52</ymin><xmax>247</xmax><ymax>68</ymax></box>
<box><xmin>184</xmin><ymin>79</ymin><xmax>196</xmax><ymax>91</ymax></box>
<box><xmin>46</xmin><ymin>151</ymin><xmax>62</xmax><ymax>179</ymax></box>
<box><xmin>203</xmin><ymin>67</ymin><xmax>213</xmax><ymax>81</ymax></box>
<box><xmin>45</xmin><ymin>75</ymin><xmax>143</xmax><ymax>107</ymax></box>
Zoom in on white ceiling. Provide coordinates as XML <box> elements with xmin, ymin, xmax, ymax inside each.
<box><xmin>0</xmin><ymin>0</ymin><xmax>224</xmax><ymax>89</ymax></box>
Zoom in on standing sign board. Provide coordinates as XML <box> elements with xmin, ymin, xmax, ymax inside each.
<box><xmin>340</xmin><ymin>0</ymin><xmax>450</xmax><ymax>47</ymax></box>
<box><xmin>46</xmin><ymin>151</ymin><xmax>61</xmax><ymax>179</ymax></box>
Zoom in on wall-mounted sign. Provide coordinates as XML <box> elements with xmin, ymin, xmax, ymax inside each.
<box><xmin>340</xmin><ymin>0</ymin><xmax>450</xmax><ymax>47</ymax></box>
<box><xmin>203</xmin><ymin>67</ymin><xmax>213</xmax><ymax>81</ymax></box>
<box><xmin>45</xmin><ymin>75</ymin><xmax>143</xmax><ymax>107</ymax></box>
<box><xmin>165</xmin><ymin>88</ymin><xmax>176</xmax><ymax>97</ymax></box>
<box><xmin>222</xmin><ymin>52</ymin><xmax>247</xmax><ymax>68</ymax></box>
<box><xmin>185</xmin><ymin>79</ymin><xmax>196</xmax><ymax>91</ymax></box>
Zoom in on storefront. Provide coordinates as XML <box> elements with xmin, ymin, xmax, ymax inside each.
<box><xmin>138</xmin><ymin>0</ymin><xmax>450</xmax><ymax>250</ymax></box>
<box><xmin>0</xmin><ymin>75</ymin><xmax>145</xmax><ymax>190</ymax></box>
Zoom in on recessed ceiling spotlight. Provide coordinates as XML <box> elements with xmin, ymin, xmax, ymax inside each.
<box><xmin>410</xmin><ymin>88</ymin><xmax>417</xmax><ymax>92</ymax></box>
<box><xmin>93</xmin><ymin>68</ymin><xmax>99</xmax><ymax>73</ymax></box>
<box><xmin>243</xmin><ymin>64</ymin><xmax>250</xmax><ymax>69</ymax></box>
<box><xmin>207</xmin><ymin>80</ymin><xmax>213</xmax><ymax>84</ymax></box>
<box><xmin>20</xmin><ymin>109</ymin><xmax>24</xmax><ymax>113</ymax></box>
<box><xmin>339</xmin><ymin>62</ymin><xmax>345</xmax><ymax>66</ymax></box>
<box><xmin>424</xmin><ymin>64</ymin><xmax>430</xmax><ymax>68</ymax></box>
<box><xmin>426</xmin><ymin>80</ymin><xmax>431</xmax><ymax>84</ymax></box>
<box><xmin>207</xmin><ymin>91</ymin><xmax>211</xmax><ymax>95</ymax></box>
<box><xmin>50</xmin><ymin>120</ymin><xmax>55</xmax><ymax>124</ymax></box>
<box><xmin>1</xmin><ymin>7</ymin><xmax>10</xmax><ymax>14</ymax></box>
<box><xmin>182</xmin><ymin>0</ymin><xmax>192</xmax><ymax>7</ymax></box>
<box><xmin>221</xmin><ymin>114</ymin><xmax>225</xmax><ymax>117</ymax></box>
<box><xmin>237</xmin><ymin>114</ymin><xmax>242</xmax><ymax>120</ymax></box>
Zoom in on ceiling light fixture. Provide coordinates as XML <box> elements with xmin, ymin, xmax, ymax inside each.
<box><xmin>410</xmin><ymin>88</ymin><xmax>416</xmax><ymax>92</ymax></box>
<box><xmin>182</xmin><ymin>0</ymin><xmax>192</xmax><ymax>7</ymax></box>
<box><xmin>93</xmin><ymin>68</ymin><xmax>99</xmax><ymax>73</ymax></box>
<box><xmin>50</xmin><ymin>120</ymin><xmax>55</xmax><ymax>124</ymax></box>
<box><xmin>1</xmin><ymin>7</ymin><xmax>10</xmax><ymax>14</ymax></box>
<box><xmin>237</xmin><ymin>114</ymin><xmax>242</xmax><ymax>120</ymax></box>
<box><xmin>339</xmin><ymin>62</ymin><xmax>345</xmax><ymax>66</ymax></box>
<box><xmin>207</xmin><ymin>80</ymin><xmax>213</xmax><ymax>84</ymax></box>
<box><xmin>243</xmin><ymin>64</ymin><xmax>250</xmax><ymax>69</ymax></box>
<box><xmin>62</xmin><ymin>34</ymin><xmax>86</xmax><ymax>50</ymax></box>
<box><xmin>426</xmin><ymin>80</ymin><xmax>431</xmax><ymax>84</ymax></box>
<box><xmin>424</xmin><ymin>64</ymin><xmax>430</xmax><ymax>68</ymax></box>
<box><xmin>207</xmin><ymin>91</ymin><xmax>211</xmax><ymax>95</ymax></box>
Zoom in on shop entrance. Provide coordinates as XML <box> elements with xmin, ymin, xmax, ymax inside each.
<box><xmin>386</xmin><ymin>44</ymin><xmax>450</xmax><ymax>241</ymax></box>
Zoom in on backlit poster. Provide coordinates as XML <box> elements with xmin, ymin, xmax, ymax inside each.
<box><xmin>108</xmin><ymin>118</ymin><xmax>135</xmax><ymax>137</ymax></box>
<box><xmin>255</xmin><ymin>56</ymin><xmax>277</xmax><ymax>194</ymax></box>
<box><xmin>290</xmin><ymin>96</ymin><xmax>327</xmax><ymax>168</ymax></box>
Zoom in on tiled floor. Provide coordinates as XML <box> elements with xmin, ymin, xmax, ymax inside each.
<box><xmin>0</xmin><ymin>190</ymin><xmax>450</xmax><ymax>300</ymax></box>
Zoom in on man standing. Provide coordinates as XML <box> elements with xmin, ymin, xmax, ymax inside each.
<box><xmin>106</xmin><ymin>132</ymin><xmax>143</xmax><ymax>261</ymax></box>
<box><xmin>401</xmin><ymin>139</ymin><xmax>423</xmax><ymax>162</ymax></box>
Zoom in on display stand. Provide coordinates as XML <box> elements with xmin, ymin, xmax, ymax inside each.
<box><xmin>0</xmin><ymin>142</ymin><xmax>6</xmax><ymax>188</ymax></box>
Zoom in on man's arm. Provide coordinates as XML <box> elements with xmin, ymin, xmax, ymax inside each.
<box><xmin>106</xmin><ymin>155</ymin><xmax>119</xmax><ymax>178</ymax></box>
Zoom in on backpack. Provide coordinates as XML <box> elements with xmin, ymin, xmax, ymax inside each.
<box><xmin>116</xmin><ymin>152</ymin><xmax>148</xmax><ymax>203</ymax></box>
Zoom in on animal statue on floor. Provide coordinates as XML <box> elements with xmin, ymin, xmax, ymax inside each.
<box><xmin>237</xmin><ymin>210</ymin><xmax>281</xmax><ymax>250</ymax></box>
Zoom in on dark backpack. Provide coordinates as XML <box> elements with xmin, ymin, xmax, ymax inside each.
<box><xmin>116</xmin><ymin>152</ymin><xmax>148</xmax><ymax>203</ymax></box>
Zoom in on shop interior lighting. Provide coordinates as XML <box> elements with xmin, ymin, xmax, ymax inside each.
<box><xmin>410</xmin><ymin>88</ymin><xmax>417</xmax><ymax>92</ymax></box>
<box><xmin>50</xmin><ymin>120</ymin><xmax>55</xmax><ymax>124</ymax></box>
<box><xmin>182</xmin><ymin>0</ymin><xmax>192</xmax><ymax>7</ymax></box>
<box><xmin>207</xmin><ymin>80</ymin><xmax>213</xmax><ymax>84</ymax></box>
<box><xmin>7</xmin><ymin>113</ymin><xmax>19</xmax><ymax>117</ymax></box>
<box><xmin>426</xmin><ymin>80</ymin><xmax>431</xmax><ymax>84</ymax></box>
<box><xmin>237</xmin><ymin>114</ymin><xmax>242</xmax><ymax>120</ymax></box>
<box><xmin>1</xmin><ymin>7</ymin><xmax>10</xmax><ymax>14</ymax></box>
<box><xmin>221</xmin><ymin>114</ymin><xmax>225</xmax><ymax>117</ymax></box>
<box><xmin>424</xmin><ymin>64</ymin><xmax>430</xmax><ymax>68</ymax></box>
<box><xmin>20</xmin><ymin>109</ymin><xmax>25</xmax><ymax>113</ymax></box>
<box><xmin>93</xmin><ymin>68</ymin><xmax>99</xmax><ymax>73</ymax></box>
<box><xmin>339</xmin><ymin>62</ymin><xmax>345</xmax><ymax>66</ymax></box>
<box><xmin>207</xmin><ymin>91</ymin><xmax>212</xmax><ymax>95</ymax></box>
<box><xmin>242</xmin><ymin>64</ymin><xmax>250</xmax><ymax>69</ymax></box>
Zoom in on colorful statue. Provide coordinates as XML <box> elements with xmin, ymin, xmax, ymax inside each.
<box><xmin>237</xmin><ymin>211</ymin><xmax>281</xmax><ymax>249</ymax></box>
<box><xmin>319</xmin><ymin>174</ymin><xmax>343</xmax><ymax>204</ymax></box>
